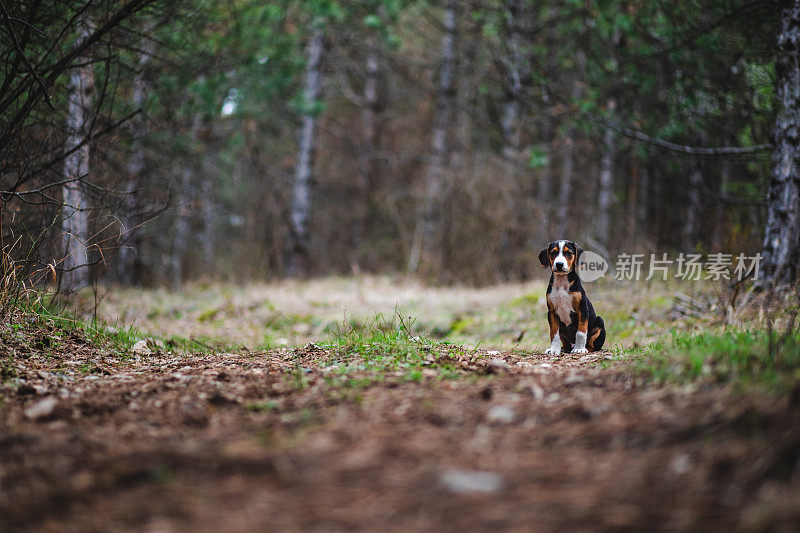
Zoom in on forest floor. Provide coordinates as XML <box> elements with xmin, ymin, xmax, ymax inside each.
<box><xmin>2</xmin><ymin>277</ymin><xmax>800</xmax><ymax>531</ymax></box>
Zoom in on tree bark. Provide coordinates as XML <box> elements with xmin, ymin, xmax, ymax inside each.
<box><xmin>596</xmin><ymin>100</ymin><xmax>616</xmax><ymax>246</ymax></box>
<box><xmin>557</xmin><ymin>49</ymin><xmax>585</xmax><ymax>239</ymax></box>
<box><xmin>499</xmin><ymin>0</ymin><xmax>523</xmax><ymax>167</ymax></box>
<box><xmin>684</xmin><ymin>165</ymin><xmax>702</xmax><ymax>249</ymax></box>
<box><xmin>761</xmin><ymin>0</ymin><xmax>800</xmax><ymax>285</ymax></box>
<box><xmin>713</xmin><ymin>158</ymin><xmax>731</xmax><ymax>250</ymax></box>
<box><xmin>354</xmin><ymin>20</ymin><xmax>381</xmax><ymax>264</ymax></box>
<box><xmin>118</xmin><ymin>35</ymin><xmax>153</xmax><ymax>285</ymax></box>
<box><xmin>287</xmin><ymin>25</ymin><xmax>323</xmax><ymax>276</ymax></box>
<box><xmin>626</xmin><ymin>159</ymin><xmax>638</xmax><ymax>242</ymax></box>
<box><xmin>408</xmin><ymin>0</ymin><xmax>456</xmax><ymax>273</ymax></box>
<box><xmin>61</xmin><ymin>20</ymin><xmax>94</xmax><ymax>292</ymax></box>
<box><xmin>557</xmin><ymin>137</ymin><xmax>574</xmax><ymax>237</ymax></box>
<box><xmin>169</xmin><ymin>163</ymin><xmax>193</xmax><ymax>288</ymax></box>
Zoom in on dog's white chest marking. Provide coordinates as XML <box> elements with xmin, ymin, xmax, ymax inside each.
<box><xmin>549</xmin><ymin>276</ymin><xmax>573</xmax><ymax>324</ymax></box>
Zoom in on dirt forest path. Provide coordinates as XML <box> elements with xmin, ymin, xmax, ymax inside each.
<box><xmin>3</xmin><ymin>336</ymin><xmax>800</xmax><ymax>532</ymax></box>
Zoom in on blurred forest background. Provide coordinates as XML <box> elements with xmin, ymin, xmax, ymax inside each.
<box><xmin>0</xmin><ymin>0</ymin><xmax>790</xmax><ymax>289</ymax></box>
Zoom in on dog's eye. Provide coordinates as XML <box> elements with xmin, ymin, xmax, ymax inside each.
<box><xmin>564</xmin><ymin>251</ymin><xmax>573</xmax><ymax>257</ymax></box>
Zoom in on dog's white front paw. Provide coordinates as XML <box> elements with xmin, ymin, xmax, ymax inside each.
<box><xmin>571</xmin><ymin>347</ymin><xmax>588</xmax><ymax>354</ymax></box>
<box><xmin>544</xmin><ymin>347</ymin><xmax>561</xmax><ymax>355</ymax></box>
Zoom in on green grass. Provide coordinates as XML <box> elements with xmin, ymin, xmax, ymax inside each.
<box><xmin>641</xmin><ymin>328</ymin><xmax>800</xmax><ymax>391</ymax></box>
<box><xmin>321</xmin><ymin>312</ymin><xmax>469</xmax><ymax>383</ymax></box>
<box><xmin>2</xmin><ymin>291</ymin><xmax>225</xmax><ymax>359</ymax></box>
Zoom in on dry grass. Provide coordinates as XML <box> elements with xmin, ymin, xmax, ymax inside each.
<box><xmin>68</xmin><ymin>275</ymin><xmax>723</xmax><ymax>352</ymax></box>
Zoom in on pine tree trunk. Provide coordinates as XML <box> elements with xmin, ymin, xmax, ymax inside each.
<box><xmin>684</xmin><ymin>165</ymin><xmax>702</xmax><ymax>249</ymax></box>
<box><xmin>596</xmin><ymin>102</ymin><xmax>616</xmax><ymax>246</ymax></box>
<box><xmin>287</xmin><ymin>25</ymin><xmax>323</xmax><ymax>276</ymax></box>
<box><xmin>626</xmin><ymin>159</ymin><xmax>638</xmax><ymax>241</ymax></box>
<box><xmin>556</xmin><ymin>49</ymin><xmax>585</xmax><ymax>239</ymax></box>
<box><xmin>636</xmin><ymin>162</ymin><xmax>650</xmax><ymax>237</ymax></box>
<box><xmin>170</xmin><ymin>164</ymin><xmax>193</xmax><ymax>289</ymax></box>
<box><xmin>713</xmin><ymin>158</ymin><xmax>731</xmax><ymax>250</ymax></box>
<box><xmin>557</xmin><ymin>137</ymin><xmax>573</xmax><ymax>237</ymax></box>
<box><xmin>761</xmin><ymin>0</ymin><xmax>800</xmax><ymax>285</ymax></box>
<box><xmin>354</xmin><ymin>25</ymin><xmax>380</xmax><ymax>264</ymax></box>
<box><xmin>538</xmin><ymin>103</ymin><xmax>554</xmax><ymax>236</ymax></box>
<box><xmin>200</xmin><ymin>129</ymin><xmax>216</xmax><ymax>272</ymax></box>
<box><xmin>61</xmin><ymin>23</ymin><xmax>94</xmax><ymax>292</ymax></box>
<box><xmin>118</xmin><ymin>36</ymin><xmax>153</xmax><ymax>285</ymax></box>
<box><xmin>408</xmin><ymin>0</ymin><xmax>456</xmax><ymax>273</ymax></box>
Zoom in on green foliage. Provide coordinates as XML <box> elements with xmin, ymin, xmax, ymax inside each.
<box><xmin>527</xmin><ymin>146</ymin><xmax>549</xmax><ymax>169</ymax></box>
<box><xmin>641</xmin><ymin>328</ymin><xmax>800</xmax><ymax>391</ymax></box>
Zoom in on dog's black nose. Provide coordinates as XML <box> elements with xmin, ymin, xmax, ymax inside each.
<box><xmin>554</xmin><ymin>262</ymin><xmax>565</xmax><ymax>271</ymax></box>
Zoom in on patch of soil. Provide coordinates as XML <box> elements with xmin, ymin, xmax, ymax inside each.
<box><xmin>1</xmin><ymin>337</ymin><xmax>799</xmax><ymax>531</ymax></box>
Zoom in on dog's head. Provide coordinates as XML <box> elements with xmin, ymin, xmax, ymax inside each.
<box><xmin>539</xmin><ymin>240</ymin><xmax>583</xmax><ymax>275</ymax></box>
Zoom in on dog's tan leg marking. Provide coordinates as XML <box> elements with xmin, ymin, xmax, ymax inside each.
<box><xmin>571</xmin><ymin>293</ymin><xmax>589</xmax><ymax>354</ymax></box>
<box><xmin>588</xmin><ymin>327</ymin><xmax>602</xmax><ymax>351</ymax></box>
<box><xmin>544</xmin><ymin>302</ymin><xmax>562</xmax><ymax>355</ymax></box>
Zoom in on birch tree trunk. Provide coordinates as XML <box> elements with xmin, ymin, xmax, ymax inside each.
<box><xmin>61</xmin><ymin>22</ymin><xmax>94</xmax><ymax>292</ymax></box>
<box><xmin>499</xmin><ymin>0</ymin><xmax>523</xmax><ymax>167</ymax></box>
<box><xmin>118</xmin><ymin>36</ymin><xmax>153</xmax><ymax>284</ymax></box>
<box><xmin>408</xmin><ymin>0</ymin><xmax>455</xmax><ymax>272</ymax></box>
<box><xmin>499</xmin><ymin>0</ymin><xmax>527</xmax><ymax>277</ymax></box>
<box><xmin>287</xmin><ymin>25</ymin><xmax>324</xmax><ymax>276</ymax></box>
<box><xmin>538</xmin><ymin>3</ymin><xmax>559</xmax><ymax>233</ymax></box>
<box><xmin>761</xmin><ymin>0</ymin><xmax>800</xmax><ymax>285</ymax></box>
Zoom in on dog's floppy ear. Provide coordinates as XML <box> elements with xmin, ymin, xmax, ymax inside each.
<box><xmin>538</xmin><ymin>247</ymin><xmax>550</xmax><ymax>268</ymax></box>
<box><xmin>574</xmin><ymin>243</ymin><xmax>584</xmax><ymax>261</ymax></box>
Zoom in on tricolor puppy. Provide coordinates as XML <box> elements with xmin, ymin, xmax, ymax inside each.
<box><xmin>539</xmin><ymin>240</ymin><xmax>606</xmax><ymax>354</ymax></box>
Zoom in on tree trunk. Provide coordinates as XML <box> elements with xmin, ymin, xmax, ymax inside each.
<box><xmin>408</xmin><ymin>0</ymin><xmax>456</xmax><ymax>273</ymax></box>
<box><xmin>61</xmin><ymin>22</ymin><xmax>94</xmax><ymax>292</ymax></box>
<box><xmin>557</xmin><ymin>137</ymin><xmax>574</xmax><ymax>237</ymax></box>
<box><xmin>498</xmin><ymin>0</ymin><xmax>529</xmax><ymax>278</ymax></box>
<box><xmin>713</xmin><ymin>158</ymin><xmax>731</xmax><ymax>250</ymax></box>
<box><xmin>118</xmin><ymin>36</ymin><xmax>153</xmax><ymax>285</ymax></box>
<box><xmin>626</xmin><ymin>159</ymin><xmax>638</xmax><ymax>242</ymax></box>
<box><xmin>287</xmin><ymin>25</ymin><xmax>323</xmax><ymax>277</ymax></box>
<box><xmin>684</xmin><ymin>165</ymin><xmax>702</xmax><ymax>249</ymax></box>
<box><xmin>538</xmin><ymin>2</ymin><xmax>559</xmax><ymax>237</ymax></box>
<box><xmin>169</xmin><ymin>164</ymin><xmax>193</xmax><ymax>289</ymax></box>
<box><xmin>557</xmin><ymin>48</ymin><xmax>585</xmax><ymax>239</ymax></box>
<box><xmin>500</xmin><ymin>0</ymin><xmax>523</xmax><ymax>167</ymax></box>
<box><xmin>596</xmin><ymin>101</ymin><xmax>616</xmax><ymax>246</ymax></box>
<box><xmin>761</xmin><ymin>0</ymin><xmax>800</xmax><ymax>286</ymax></box>
<box><xmin>200</xmin><ymin>128</ymin><xmax>216</xmax><ymax>272</ymax></box>
<box><xmin>539</xmin><ymin>102</ymin><xmax>554</xmax><ymax>237</ymax></box>
<box><xmin>354</xmin><ymin>21</ymin><xmax>381</xmax><ymax>264</ymax></box>
<box><xmin>169</xmin><ymin>115</ymin><xmax>202</xmax><ymax>288</ymax></box>
<box><xmin>636</xmin><ymin>162</ymin><xmax>650</xmax><ymax>238</ymax></box>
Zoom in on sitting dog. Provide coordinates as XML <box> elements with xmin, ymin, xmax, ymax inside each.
<box><xmin>538</xmin><ymin>240</ymin><xmax>606</xmax><ymax>354</ymax></box>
